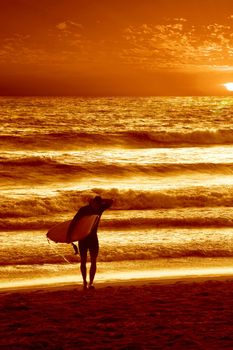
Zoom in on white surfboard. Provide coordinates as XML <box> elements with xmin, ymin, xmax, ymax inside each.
<box><xmin>47</xmin><ymin>215</ymin><xmax>99</xmax><ymax>243</ymax></box>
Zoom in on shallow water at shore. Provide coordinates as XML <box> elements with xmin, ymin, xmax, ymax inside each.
<box><xmin>1</xmin><ymin>253</ymin><xmax>233</xmax><ymax>290</ymax></box>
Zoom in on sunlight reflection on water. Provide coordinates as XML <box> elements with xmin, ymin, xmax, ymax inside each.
<box><xmin>1</xmin><ymin>259</ymin><xmax>233</xmax><ymax>290</ymax></box>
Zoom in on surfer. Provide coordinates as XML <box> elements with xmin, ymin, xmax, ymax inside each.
<box><xmin>67</xmin><ymin>195</ymin><xmax>113</xmax><ymax>290</ymax></box>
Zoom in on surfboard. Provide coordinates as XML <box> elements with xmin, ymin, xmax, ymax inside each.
<box><xmin>47</xmin><ymin>215</ymin><xmax>99</xmax><ymax>243</ymax></box>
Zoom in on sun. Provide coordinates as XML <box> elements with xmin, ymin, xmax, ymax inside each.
<box><xmin>223</xmin><ymin>82</ymin><xmax>233</xmax><ymax>91</ymax></box>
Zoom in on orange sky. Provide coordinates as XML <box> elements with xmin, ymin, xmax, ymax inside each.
<box><xmin>1</xmin><ymin>0</ymin><xmax>233</xmax><ymax>95</ymax></box>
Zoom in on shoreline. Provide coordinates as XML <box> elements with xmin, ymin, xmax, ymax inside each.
<box><xmin>1</xmin><ymin>256</ymin><xmax>233</xmax><ymax>292</ymax></box>
<box><xmin>1</xmin><ymin>271</ymin><xmax>233</xmax><ymax>294</ymax></box>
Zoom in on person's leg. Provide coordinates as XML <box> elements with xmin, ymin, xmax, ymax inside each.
<box><xmin>89</xmin><ymin>255</ymin><xmax>97</xmax><ymax>287</ymax></box>
<box><xmin>78</xmin><ymin>242</ymin><xmax>88</xmax><ymax>288</ymax></box>
<box><xmin>89</xmin><ymin>241</ymin><xmax>99</xmax><ymax>287</ymax></box>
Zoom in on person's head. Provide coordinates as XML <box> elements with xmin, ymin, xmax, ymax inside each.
<box><xmin>89</xmin><ymin>195</ymin><xmax>102</xmax><ymax>210</ymax></box>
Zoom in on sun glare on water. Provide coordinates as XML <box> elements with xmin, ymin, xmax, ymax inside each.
<box><xmin>223</xmin><ymin>82</ymin><xmax>233</xmax><ymax>91</ymax></box>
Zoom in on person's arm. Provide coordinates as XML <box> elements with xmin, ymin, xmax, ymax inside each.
<box><xmin>100</xmin><ymin>198</ymin><xmax>113</xmax><ymax>212</ymax></box>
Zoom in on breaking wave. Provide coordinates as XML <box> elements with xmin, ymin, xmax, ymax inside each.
<box><xmin>1</xmin><ymin>228</ymin><xmax>233</xmax><ymax>266</ymax></box>
<box><xmin>1</xmin><ymin>187</ymin><xmax>233</xmax><ymax>230</ymax></box>
<box><xmin>1</xmin><ymin>215</ymin><xmax>233</xmax><ymax>231</ymax></box>
<box><xmin>2</xmin><ymin>186</ymin><xmax>233</xmax><ymax>212</ymax></box>
<box><xmin>1</xmin><ymin>128</ymin><xmax>233</xmax><ymax>150</ymax></box>
<box><xmin>1</xmin><ymin>155</ymin><xmax>233</xmax><ymax>181</ymax></box>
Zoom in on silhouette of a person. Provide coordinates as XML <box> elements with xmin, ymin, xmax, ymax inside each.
<box><xmin>67</xmin><ymin>196</ymin><xmax>113</xmax><ymax>289</ymax></box>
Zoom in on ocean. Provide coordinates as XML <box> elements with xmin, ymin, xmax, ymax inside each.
<box><xmin>1</xmin><ymin>96</ymin><xmax>233</xmax><ymax>288</ymax></box>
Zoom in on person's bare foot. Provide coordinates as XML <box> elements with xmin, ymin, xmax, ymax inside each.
<box><xmin>88</xmin><ymin>284</ymin><xmax>95</xmax><ymax>290</ymax></box>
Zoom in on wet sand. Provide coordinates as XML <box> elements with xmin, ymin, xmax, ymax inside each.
<box><xmin>1</xmin><ymin>276</ymin><xmax>233</xmax><ymax>349</ymax></box>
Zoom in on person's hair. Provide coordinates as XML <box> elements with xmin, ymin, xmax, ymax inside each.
<box><xmin>89</xmin><ymin>195</ymin><xmax>102</xmax><ymax>205</ymax></box>
<box><xmin>93</xmin><ymin>195</ymin><xmax>102</xmax><ymax>204</ymax></box>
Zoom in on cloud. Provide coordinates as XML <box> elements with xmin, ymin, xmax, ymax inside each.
<box><xmin>0</xmin><ymin>32</ymin><xmax>67</xmax><ymax>66</ymax></box>
<box><xmin>121</xmin><ymin>20</ymin><xmax>233</xmax><ymax>72</ymax></box>
<box><xmin>56</xmin><ymin>20</ymin><xmax>83</xmax><ymax>32</ymax></box>
<box><xmin>53</xmin><ymin>20</ymin><xmax>86</xmax><ymax>52</ymax></box>
<box><xmin>1</xmin><ymin>17</ymin><xmax>233</xmax><ymax>76</ymax></box>
<box><xmin>56</xmin><ymin>22</ymin><xmax>67</xmax><ymax>30</ymax></box>
<box><xmin>0</xmin><ymin>34</ymin><xmax>33</xmax><ymax>64</ymax></box>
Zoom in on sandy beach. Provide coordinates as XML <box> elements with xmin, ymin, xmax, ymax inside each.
<box><xmin>1</xmin><ymin>276</ymin><xmax>233</xmax><ymax>350</ymax></box>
